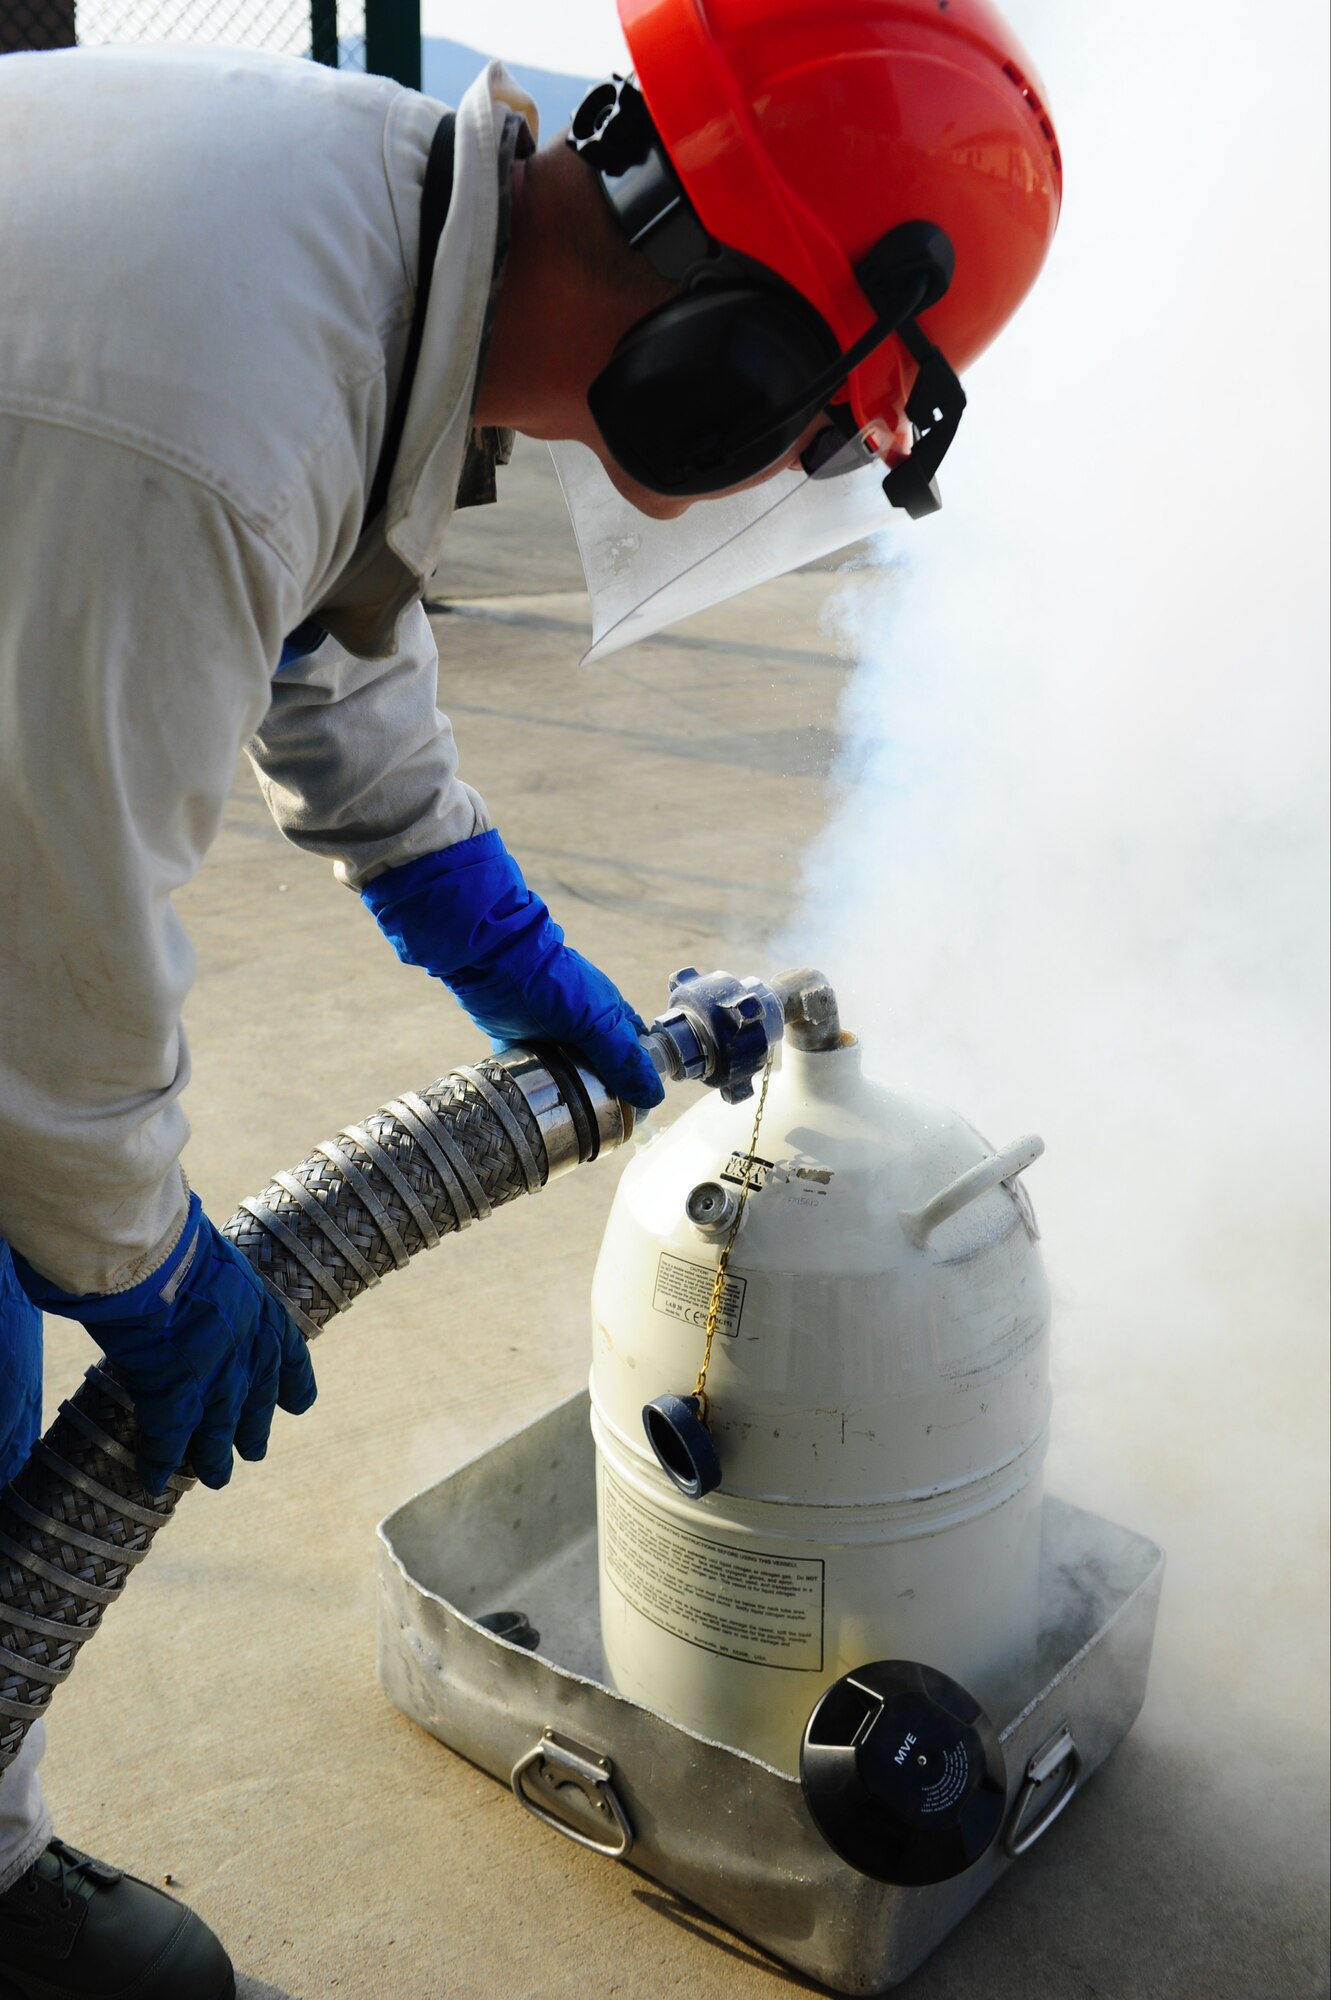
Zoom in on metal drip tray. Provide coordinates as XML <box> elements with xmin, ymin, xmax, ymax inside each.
<box><xmin>377</xmin><ymin>1391</ymin><xmax>1164</xmax><ymax>1995</ymax></box>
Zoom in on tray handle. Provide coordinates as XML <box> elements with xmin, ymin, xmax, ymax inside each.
<box><xmin>1003</xmin><ymin>1723</ymin><xmax>1083</xmax><ymax>1857</ymax></box>
<box><xmin>511</xmin><ymin>1729</ymin><xmax>634</xmax><ymax>1860</ymax></box>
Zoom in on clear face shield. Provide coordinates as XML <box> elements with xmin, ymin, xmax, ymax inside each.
<box><xmin>550</xmin><ymin>427</ymin><xmax>899</xmax><ymax>665</ymax></box>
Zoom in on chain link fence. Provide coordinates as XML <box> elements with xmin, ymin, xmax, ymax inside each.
<box><xmin>0</xmin><ymin>0</ymin><xmax>419</xmax><ymax>82</ymax></box>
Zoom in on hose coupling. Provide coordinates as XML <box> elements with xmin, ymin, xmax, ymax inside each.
<box><xmin>639</xmin><ymin>967</ymin><xmax>784</xmax><ymax>1103</ymax></box>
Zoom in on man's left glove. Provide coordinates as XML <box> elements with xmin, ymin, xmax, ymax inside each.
<box><xmin>362</xmin><ymin>830</ymin><xmax>665</xmax><ymax>1111</ymax></box>
<box><xmin>13</xmin><ymin>1193</ymin><xmax>317</xmax><ymax>1494</ymax></box>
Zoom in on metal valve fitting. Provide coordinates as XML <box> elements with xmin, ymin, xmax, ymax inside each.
<box><xmin>639</xmin><ymin>967</ymin><xmax>785</xmax><ymax>1103</ymax></box>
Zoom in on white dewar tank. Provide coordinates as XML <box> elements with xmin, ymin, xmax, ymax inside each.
<box><xmin>590</xmin><ymin>975</ymin><xmax>1051</xmax><ymax>1773</ymax></box>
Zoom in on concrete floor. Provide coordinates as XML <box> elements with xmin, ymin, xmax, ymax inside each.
<box><xmin>34</xmin><ymin>442</ymin><xmax>1329</xmax><ymax>1999</ymax></box>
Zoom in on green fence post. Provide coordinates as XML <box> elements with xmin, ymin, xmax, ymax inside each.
<box><xmin>310</xmin><ymin>0</ymin><xmax>338</xmax><ymax>66</ymax></box>
<box><xmin>365</xmin><ymin>0</ymin><xmax>421</xmax><ymax>89</ymax></box>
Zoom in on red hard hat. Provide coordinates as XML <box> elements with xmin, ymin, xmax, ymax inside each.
<box><xmin>616</xmin><ymin>0</ymin><xmax>1063</xmax><ymax>460</ymax></box>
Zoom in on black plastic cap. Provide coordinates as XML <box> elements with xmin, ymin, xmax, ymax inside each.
<box><xmin>642</xmin><ymin>1393</ymin><xmax>722</xmax><ymax>1498</ymax></box>
<box><xmin>801</xmin><ymin>1661</ymin><xmax>1006</xmax><ymax>1884</ymax></box>
<box><xmin>475</xmin><ymin>1609</ymin><xmax>541</xmax><ymax>1651</ymax></box>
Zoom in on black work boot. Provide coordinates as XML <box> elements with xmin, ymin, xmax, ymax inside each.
<box><xmin>0</xmin><ymin>1837</ymin><xmax>235</xmax><ymax>2000</ymax></box>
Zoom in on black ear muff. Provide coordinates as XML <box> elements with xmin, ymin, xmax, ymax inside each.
<box><xmin>588</xmin><ymin>287</ymin><xmax>841</xmax><ymax>497</ymax></box>
<box><xmin>569</xmin><ymin>75</ymin><xmax>966</xmax><ymax>517</ymax></box>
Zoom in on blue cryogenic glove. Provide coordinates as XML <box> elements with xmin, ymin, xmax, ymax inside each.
<box><xmin>12</xmin><ymin>1194</ymin><xmax>317</xmax><ymax>1495</ymax></box>
<box><xmin>362</xmin><ymin>830</ymin><xmax>664</xmax><ymax>1111</ymax></box>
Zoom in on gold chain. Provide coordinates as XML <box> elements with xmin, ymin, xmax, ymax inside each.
<box><xmin>692</xmin><ymin>1051</ymin><xmax>774</xmax><ymax>1423</ymax></box>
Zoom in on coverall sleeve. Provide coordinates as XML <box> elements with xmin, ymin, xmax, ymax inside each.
<box><xmin>246</xmin><ymin>602</ymin><xmax>489</xmax><ymax>893</ymax></box>
<box><xmin>0</xmin><ymin>419</ymin><xmax>289</xmax><ymax>1296</ymax></box>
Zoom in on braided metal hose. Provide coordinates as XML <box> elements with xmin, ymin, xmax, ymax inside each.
<box><xmin>0</xmin><ymin>1368</ymin><xmax>193</xmax><ymax>1770</ymax></box>
<box><xmin>0</xmin><ymin>1046</ymin><xmax>628</xmax><ymax>1773</ymax></box>
<box><xmin>224</xmin><ymin>1056</ymin><xmax>564</xmax><ymax>1338</ymax></box>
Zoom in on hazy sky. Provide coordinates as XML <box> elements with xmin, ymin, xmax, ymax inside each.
<box><xmin>420</xmin><ymin>0</ymin><xmax>629</xmax><ymax>73</ymax></box>
<box><xmin>418</xmin><ymin>0</ymin><xmax>1084</xmax><ymax>82</ymax></box>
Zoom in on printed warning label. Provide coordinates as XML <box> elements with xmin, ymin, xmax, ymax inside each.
<box><xmin>602</xmin><ymin>1471</ymin><xmax>824</xmax><ymax>1670</ymax></box>
<box><xmin>652</xmin><ymin>1253</ymin><xmax>746</xmax><ymax>1338</ymax></box>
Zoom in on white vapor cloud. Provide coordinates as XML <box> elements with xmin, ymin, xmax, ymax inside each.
<box><xmin>770</xmin><ymin>0</ymin><xmax>1330</xmax><ymax>1767</ymax></box>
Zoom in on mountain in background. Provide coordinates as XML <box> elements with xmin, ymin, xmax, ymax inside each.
<box><xmin>421</xmin><ymin>37</ymin><xmax>596</xmax><ymax>138</ymax></box>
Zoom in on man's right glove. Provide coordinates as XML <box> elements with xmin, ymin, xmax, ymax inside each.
<box><xmin>13</xmin><ymin>1193</ymin><xmax>317</xmax><ymax>1494</ymax></box>
<box><xmin>361</xmin><ymin>830</ymin><xmax>664</xmax><ymax>1111</ymax></box>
